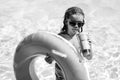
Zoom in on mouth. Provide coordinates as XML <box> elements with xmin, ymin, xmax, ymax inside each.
<box><xmin>72</xmin><ymin>28</ymin><xmax>79</xmax><ymax>32</ymax></box>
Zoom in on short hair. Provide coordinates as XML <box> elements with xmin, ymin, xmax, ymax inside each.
<box><xmin>61</xmin><ymin>6</ymin><xmax>85</xmax><ymax>33</ymax></box>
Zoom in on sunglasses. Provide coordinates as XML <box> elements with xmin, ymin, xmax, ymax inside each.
<box><xmin>69</xmin><ymin>21</ymin><xmax>84</xmax><ymax>28</ymax></box>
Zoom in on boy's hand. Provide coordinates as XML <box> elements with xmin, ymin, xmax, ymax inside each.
<box><xmin>45</xmin><ymin>55</ymin><xmax>54</xmax><ymax>64</ymax></box>
<box><xmin>83</xmin><ymin>52</ymin><xmax>92</xmax><ymax>60</ymax></box>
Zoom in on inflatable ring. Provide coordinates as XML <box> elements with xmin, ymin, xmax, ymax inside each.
<box><xmin>13</xmin><ymin>31</ymin><xmax>90</xmax><ymax>80</ymax></box>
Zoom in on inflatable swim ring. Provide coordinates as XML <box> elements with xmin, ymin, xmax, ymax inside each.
<box><xmin>13</xmin><ymin>31</ymin><xmax>90</xmax><ymax>80</ymax></box>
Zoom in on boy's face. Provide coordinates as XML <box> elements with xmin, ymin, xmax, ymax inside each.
<box><xmin>67</xmin><ymin>14</ymin><xmax>84</xmax><ymax>36</ymax></box>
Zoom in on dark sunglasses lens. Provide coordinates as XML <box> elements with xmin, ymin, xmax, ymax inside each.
<box><xmin>69</xmin><ymin>22</ymin><xmax>76</xmax><ymax>26</ymax></box>
<box><xmin>78</xmin><ymin>22</ymin><xmax>84</xmax><ymax>27</ymax></box>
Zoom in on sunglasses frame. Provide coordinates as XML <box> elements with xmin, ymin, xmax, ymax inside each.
<box><xmin>69</xmin><ymin>20</ymin><xmax>84</xmax><ymax>28</ymax></box>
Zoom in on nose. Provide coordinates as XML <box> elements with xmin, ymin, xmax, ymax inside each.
<box><xmin>74</xmin><ymin>24</ymin><xmax>78</xmax><ymax>28</ymax></box>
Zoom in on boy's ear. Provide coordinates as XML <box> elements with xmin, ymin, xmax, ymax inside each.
<box><xmin>83</xmin><ymin>20</ymin><xmax>85</xmax><ymax>25</ymax></box>
<box><xmin>64</xmin><ymin>20</ymin><xmax>68</xmax><ymax>25</ymax></box>
<box><xmin>81</xmin><ymin>20</ymin><xmax>85</xmax><ymax>32</ymax></box>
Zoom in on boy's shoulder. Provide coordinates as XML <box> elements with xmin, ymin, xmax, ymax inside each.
<box><xmin>58</xmin><ymin>32</ymin><xmax>70</xmax><ymax>40</ymax></box>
